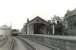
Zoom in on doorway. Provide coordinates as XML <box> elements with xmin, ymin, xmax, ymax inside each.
<box><xmin>34</xmin><ymin>23</ymin><xmax>45</xmax><ymax>34</ymax></box>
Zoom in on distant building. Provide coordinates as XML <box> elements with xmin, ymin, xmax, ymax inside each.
<box><xmin>21</xmin><ymin>16</ymin><xmax>52</xmax><ymax>35</ymax></box>
<box><xmin>0</xmin><ymin>25</ymin><xmax>11</xmax><ymax>38</ymax></box>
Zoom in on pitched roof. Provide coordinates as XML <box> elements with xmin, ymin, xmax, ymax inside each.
<box><xmin>26</xmin><ymin>16</ymin><xmax>50</xmax><ymax>24</ymax></box>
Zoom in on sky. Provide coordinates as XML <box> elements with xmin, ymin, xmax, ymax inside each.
<box><xmin>0</xmin><ymin>0</ymin><xmax>76</xmax><ymax>30</ymax></box>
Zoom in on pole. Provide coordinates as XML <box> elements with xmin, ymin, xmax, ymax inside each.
<box><xmin>53</xmin><ymin>24</ymin><xmax>55</xmax><ymax>35</ymax></box>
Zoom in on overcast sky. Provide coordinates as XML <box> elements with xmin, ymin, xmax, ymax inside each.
<box><xmin>0</xmin><ymin>0</ymin><xmax>76</xmax><ymax>29</ymax></box>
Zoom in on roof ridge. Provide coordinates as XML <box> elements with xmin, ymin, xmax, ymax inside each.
<box><xmin>26</xmin><ymin>16</ymin><xmax>49</xmax><ymax>24</ymax></box>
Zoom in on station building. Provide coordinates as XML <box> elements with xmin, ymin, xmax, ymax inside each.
<box><xmin>22</xmin><ymin>16</ymin><xmax>52</xmax><ymax>35</ymax></box>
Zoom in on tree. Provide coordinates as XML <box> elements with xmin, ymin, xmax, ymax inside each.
<box><xmin>63</xmin><ymin>9</ymin><xmax>76</xmax><ymax>35</ymax></box>
<box><xmin>64</xmin><ymin>15</ymin><xmax>76</xmax><ymax>35</ymax></box>
<box><xmin>55</xmin><ymin>21</ymin><xmax>64</xmax><ymax>35</ymax></box>
<box><xmin>51</xmin><ymin>15</ymin><xmax>64</xmax><ymax>35</ymax></box>
<box><xmin>52</xmin><ymin>15</ymin><xmax>62</xmax><ymax>23</ymax></box>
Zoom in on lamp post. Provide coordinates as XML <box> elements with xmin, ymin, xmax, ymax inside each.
<box><xmin>52</xmin><ymin>19</ymin><xmax>55</xmax><ymax>35</ymax></box>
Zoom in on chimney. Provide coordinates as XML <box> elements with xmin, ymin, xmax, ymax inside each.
<box><xmin>27</xmin><ymin>18</ymin><xmax>29</xmax><ymax>23</ymax></box>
